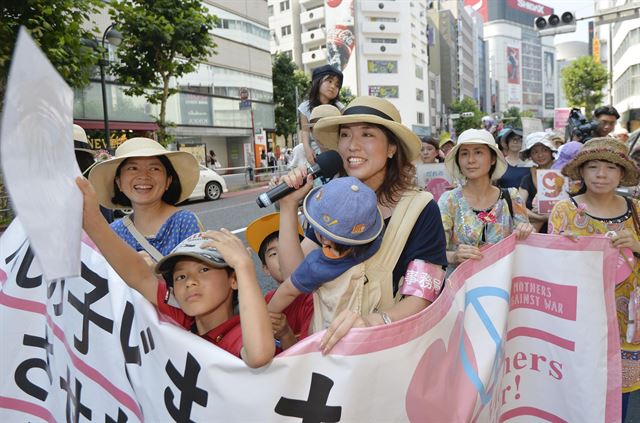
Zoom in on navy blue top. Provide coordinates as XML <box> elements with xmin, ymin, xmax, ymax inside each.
<box><xmin>498</xmin><ymin>165</ymin><xmax>530</xmax><ymax>189</ymax></box>
<box><xmin>305</xmin><ymin>200</ymin><xmax>447</xmax><ymax>294</ymax></box>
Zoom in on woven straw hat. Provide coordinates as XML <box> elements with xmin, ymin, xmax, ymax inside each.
<box><xmin>445</xmin><ymin>129</ymin><xmax>508</xmax><ymax>181</ymax></box>
<box><xmin>88</xmin><ymin>137</ymin><xmax>199</xmax><ymax>209</ymax></box>
<box><xmin>313</xmin><ymin>96</ymin><xmax>422</xmax><ymax>161</ymax></box>
<box><xmin>562</xmin><ymin>137</ymin><xmax>639</xmax><ymax>186</ymax></box>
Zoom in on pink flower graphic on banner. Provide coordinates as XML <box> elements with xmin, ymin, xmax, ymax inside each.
<box><xmin>406</xmin><ymin>313</ymin><xmax>478</xmax><ymax>422</ymax></box>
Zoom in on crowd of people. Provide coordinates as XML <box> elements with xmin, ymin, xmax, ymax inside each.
<box><xmin>69</xmin><ymin>63</ymin><xmax>639</xmax><ymax>419</ymax></box>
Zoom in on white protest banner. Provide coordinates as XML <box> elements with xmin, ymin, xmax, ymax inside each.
<box><xmin>0</xmin><ymin>221</ymin><xmax>620</xmax><ymax>422</ymax></box>
<box><xmin>415</xmin><ymin>163</ymin><xmax>452</xmax><ymax>202</ymax></box>
<box><xmin>536</xmin><ymin>169</ymin><xmax>570</xmax><ymax>214</ymax></box>
<box><xmin>0</xmin><ymin>28</ymin><xmax>82</xmax><ymax>281</ymax></box>
<box><xmin>521</xmin><ymin>117</ymin><xmax>544</xmax><ymax>139</ymax></box>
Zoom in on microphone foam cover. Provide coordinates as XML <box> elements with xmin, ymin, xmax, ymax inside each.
<box><xmin>315</xmin><ymin>150</ymin><xmax>344</xmax><ymax>178</ymax></box>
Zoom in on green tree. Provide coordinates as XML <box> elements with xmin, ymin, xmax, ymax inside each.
<box><xmin>501</xmin><ymin>106</ymin><xmax>534</xmax><ymax>128</ymax></box>
<box><xmin>339</xmin><ymin>86</ymin><xmax>354</xmax><ymax>105</ymax></box>
<box><xmin>561</xmin><ymin>56</ymin><xmax>608</xmax><ymax>119</ymax></box>
<box><xmin>449</xmin><ymin>97</ymin><xmax>482</xmax><ymax>135</ymax></box>
<box><xmin>0</xmin><ymin>0</ymin><xmax>101</xmax><ymax>103</ymax></box>
<box><xmin>109</xmin><ymin>0</ymin><xmax>217</xmax><ymax>144</ymax></box>
<box><xmin>272</xmin><ymin>53</ymin><xmax>309</xmax><ymax>146</ymax></box>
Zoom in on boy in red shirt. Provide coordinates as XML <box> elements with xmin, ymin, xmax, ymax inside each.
<box><xmin>77</xmin><ymin>177</ymin><xmax>274</xmax><ymax>368</ymax></box>
<box><xmin>246</xmin><ymin>213</ymin><xmax>313</xmax><ymax>350</ymax></box>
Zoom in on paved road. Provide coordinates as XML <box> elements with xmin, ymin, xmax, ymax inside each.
<box><xmin>180</xmin><ymin>186</ymin><xmax>281</xmax><ymax>294</ymax></box>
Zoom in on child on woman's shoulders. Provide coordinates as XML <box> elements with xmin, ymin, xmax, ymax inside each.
<box><xmin>267</xmin><ymin>177</ymin><xmax>385</xmax><ymax>332</ymax></box>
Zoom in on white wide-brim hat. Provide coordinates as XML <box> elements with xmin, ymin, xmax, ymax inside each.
<box><xmin>445</xmin><ymin>129</ymin><xmax>508</xmax><ymax>180</ymax></box>
<box><xmin>88</xmin><ymin>137</ymin><xmax>199</xmax><ymax>209</ymax></box>
<box><xmin>520</xmin><ymin>132</ymin><xmax>557</xmax><ymax>155</ymax></box>
<box><xmin>313</xmin><ymin>96</ymin><xmax>422</xmax><ymax>161</ymax></box>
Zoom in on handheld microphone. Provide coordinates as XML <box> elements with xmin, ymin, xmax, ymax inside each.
<box><xmin>256</xmin><ymin>150</ymin><xmax>344</xmax><ymax>208</ymax></box>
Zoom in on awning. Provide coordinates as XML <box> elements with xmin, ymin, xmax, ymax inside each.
<box><xmin>74</xmin><ymin>120</ymin><xmax>159</xmax><ymax>131</ymax></box>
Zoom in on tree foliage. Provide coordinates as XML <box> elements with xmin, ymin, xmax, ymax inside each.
<box><xmin>501</xmin><ymin>106</ymin><xmax>534</xmax><ymax>128</ymax></box>
<box><xmin>109</xmin><ymin>0</ymin><xmax>217</xmax><ymax>144</ymax></box>
<box><xmin>0</xmin><ymin>0</ymin><xmax>101</xmax><ymax>102</ymax></box>
<box><xmin>272</xmin><ymin>53</ymin><xmax>309</xmax><ymax>145</ymax></box>
<box><xmin>339</xmin><ymin>86</ymin><xmax>354</xmax><ymax>106</ymax></box>
<box><xmin>561</xmin><ymin>56</ymin><xmax>608</xmax><ymax>119</ymax></box>
<box><xmin>449</xmin><ymin>97</ymin><xmax>482</xmax><ymax>136</ymax></box>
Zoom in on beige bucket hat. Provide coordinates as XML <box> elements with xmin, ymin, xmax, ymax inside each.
<box><xmin>312</xmin><ymin>96</ymin><xmax>422</xmax><ymax>161</ymax></box>
<box><xmin>445</xmin><ymin>129</ymin><xmax>508</xmax><ymax>180</ymax></box>
<box><xmin>88</xmin><ymin>137</ymin><xmax>199</xmax><ymax>209</ymax></box>
<box><xmin>562</xmin><ymin>137</ymin><xmax>639</xmax><ymax>186</ymax></box>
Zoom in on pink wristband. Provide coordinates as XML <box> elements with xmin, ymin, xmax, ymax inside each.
<box><xmin>400</xmin><ymin>259</ymin><xmax>445</xmax><ymax>302</ymax></box>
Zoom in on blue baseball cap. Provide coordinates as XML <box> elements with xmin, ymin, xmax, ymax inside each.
<box><xmin>303</xmin><ymin>177</ymin><xmax>383</xmax><ymax>246</ymax></box>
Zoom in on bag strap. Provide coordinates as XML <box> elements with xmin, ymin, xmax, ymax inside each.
<box><xmin>365</xmin><ymin>190</ymin><xmax>433</xmax><ymax>309</ymax></box>
<box><xmin>501</xmin><ymin>187</ymin><xmax>514</xmax><ymax>218</ymax></box>
<box><xmin>122</xmin><ymin>215</ymin><xmax>163</xmax><ymax>262</ymax></box>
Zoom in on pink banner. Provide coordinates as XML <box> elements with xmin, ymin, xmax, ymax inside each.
<box><xmin>0</xmin><ymin>221</ymin><xmax>622</xmax><ymax>422</ymax></box>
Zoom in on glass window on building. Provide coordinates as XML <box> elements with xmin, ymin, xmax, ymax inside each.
<box><xmin>281</xmin><ymin>25</ymin><xmax>291</xmax><ymax>37</ymax></box>
<box><xmin>280</xmin><ymin>0</ymin><xmax>290</xmax><ymax>11</ymax></box>
<box><xmin>416</xmin><ymin>89</ymin><xmax>424</xmax><ymax>102</ymax></box>
<box><xmin>268</xmin><ymin>5</ymin><xmax>274</xmax><ymax>16</ymax></box>
<box><xmin>415</xmin><ymin>65</ymin><xmax>424</xmax><ymax>79</ymax></box>
<box><xmin>417</xmin><ymin>112</ymin><xmax>425</xmax><ymax>124</ymax></box>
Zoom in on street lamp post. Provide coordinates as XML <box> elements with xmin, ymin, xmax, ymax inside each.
<box><xmin>98</xmin><ymin>24</ymin><xmax>122</xmax><ymax>151</ymax></box>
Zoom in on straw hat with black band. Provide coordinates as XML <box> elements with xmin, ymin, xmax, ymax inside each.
<box><xmin>445</xmin><ymin>128</ymin><xmax>508</xmax><ymax>181</ymax></box>
<box><xmin>562</xmin><ymin>137</ymin><xmax>640</xmax><ymax>186</ymax></box>
<box><xmin>312</xmin><ymin>96</ymin><xmax>422</xmax><ymax>161</ymax></box>
<box><xmin>88</xmin><ymin>137</ymin><xmax>199</xmax><ymax>209</ymax></box>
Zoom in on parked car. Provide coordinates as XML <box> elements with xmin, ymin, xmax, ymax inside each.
<box><xmin>187</xmin><ymin>165</ymin><xmax>228</xmax><ymax>201</ymax></box>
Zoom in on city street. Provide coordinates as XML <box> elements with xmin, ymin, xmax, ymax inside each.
<box><xmin>179</xmin><ymin>184</ymin><xmax>281</xmax><ymax>294</ymax></box>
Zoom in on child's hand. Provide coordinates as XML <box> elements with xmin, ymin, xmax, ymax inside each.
<box><xmin>270</xmin><ymin>312</ymin><xmax>293</xmax><ymax>340</ymax></box>
<box><xmin>201</xmin><ymin>229</ymin><xmax>253</xmax><ymax>270</ymax></box>
<box><xmin>75</xmin><ymin>176</ymin><xmax>104</xmax><ymax>231</ymax></box>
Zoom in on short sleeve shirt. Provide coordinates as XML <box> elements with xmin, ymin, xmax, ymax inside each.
<box><xmin>156</xmin><ymin>282</ymin><xmax>243</xmax><ymax>357</ymax></box>
<box><xmin>438</xmin><ymin>186</ymin><xmax>529</xmax><ymax>251</ymax></box>
<box><xmin>264</xmin><ymin>291</ymin><xmax>313</xmax><ymax>341</ymax></box>
<box><xmin>111</xmin><ymin>210</ymin><xmax>202</xmax><ymax>256</ymax></box>
<box><xmin>498</xmin><ymin>163</ymin><xmax>531</xmax><ymax>189</ymax></box>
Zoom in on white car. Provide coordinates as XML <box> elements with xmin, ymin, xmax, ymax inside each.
<box><xmin>188</xmin><ymin>165</ymin><xmax>228</xmax><ymax>201</ymax></box>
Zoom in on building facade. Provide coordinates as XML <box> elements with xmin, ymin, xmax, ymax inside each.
<box><xmin>75</xmin><ymin>1</ymin><xmax>275</xmax><ymax>168</ymax></box>
<box><xmin>465</xmin><ymin>0</ymin><xmax>557</xmax><ymax>123</ymax></box>
<box><xmin>268</xmin><ymin>0</ymin><xmax>434</xmax><ymax>135</ymax></box>
<box><xmin>597</xmin><ymin>0</ymin><xmax>640</xmax><ymax>132</ymax></box>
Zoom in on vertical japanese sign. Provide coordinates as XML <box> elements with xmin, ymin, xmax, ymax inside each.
<box><xmin>506</xmin><ymin>44</ymin><xmax>522</xmax><ymax>107</ymax></box>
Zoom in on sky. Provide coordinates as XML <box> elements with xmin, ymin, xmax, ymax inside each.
<box><xmin>540</xmin><ymin>0</ymin><xmax>596</xmax><ymax>44</ymax></box>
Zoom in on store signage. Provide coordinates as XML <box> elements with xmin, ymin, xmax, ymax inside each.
<box><xmin>507</xmin><ymin>0</ymin><xmax>552</xmax><ymax>17</ymax></box>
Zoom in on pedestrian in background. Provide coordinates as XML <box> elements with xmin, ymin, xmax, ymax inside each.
<box><xmin>518</xmin><ymin>132</ymin><xmax>557</xmax><ymax>233</ymax></box>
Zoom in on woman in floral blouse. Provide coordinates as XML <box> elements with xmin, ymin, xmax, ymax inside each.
<box><xmin>438</xmin><ymin>129</ymin><xmax>533</xmax><ymax>269</ymax></box>
<box><xmin>548</xmin><ymin>137</ymin><xmax>640</xmax><ymax>421</ymax></box>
